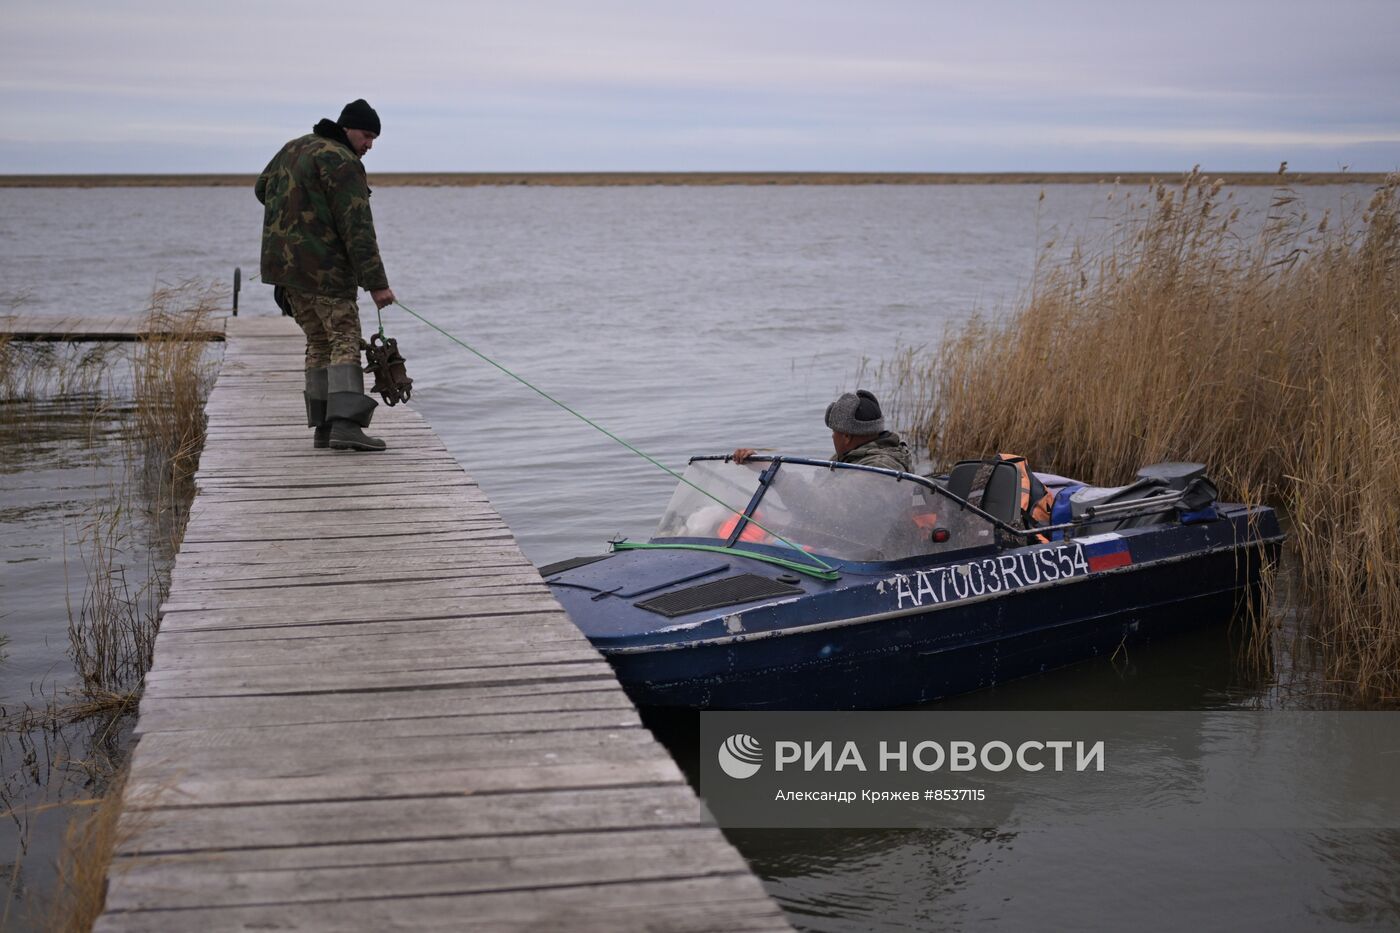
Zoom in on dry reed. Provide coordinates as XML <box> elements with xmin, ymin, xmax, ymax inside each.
<box><xmin>127</xmin><ymin>283</ymin><xmax>220</xmax><ymax>555</ymax></box>
<box><xmin>874</xmin><ymin>169</ymin><xmax>1400</xmax><ymax>704</ymax></box>
<box><xmin>34</xmin><ymin>766</ymin><xmax>135</xmax><ymax>933</ymax></box>
<box><xmin>65</xmin><ymin>501</ymin><xmax>159</xmax><ymax>696</ymax></box>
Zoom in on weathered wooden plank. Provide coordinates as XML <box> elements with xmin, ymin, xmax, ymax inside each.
<box><xmin>155</xmin><ymin>595</ymin><xmax>564</xmax><ymax>632</ymax></box>
<box><xmin>167</xmin><ymin>567</ymin><xmax>537</xmax><ymax>594</ymax></box>
<box><xmin>141</xmin><ymin>658</ymin><xmax>615</xmax><ymax>697</ymax></box>
<box><xmin>188</xmin><ymin>500</ymin><xmax>499</xmax><ymax>520</ymax></box>
<box><xmin>194</xmin><ymin>472</ymin><xmax>475</xmax><ymax>488</ymax></box>
<box><xmin>164</xmin><ymin>565</ymin><xmax>547</xmax><ymax>592</ymax></box>
<box><xmin>95</xmin><ymin>877</ymin><xmax>788</xmax><ymax>933</ymax></box>
<box><xmin>176</xmin><ymin>515</ymin><xmax>509</xmax><ymax>538</ymax></box>
<box><xmin>176</xmin><ymin>528</ymin><xmax>516</xmax><ymax>548</ymax></box>
<box><xmin>193</xmin><ymin>482</ymin><xmax>483</xmax><ymax>503</ymax></box>
<box><xmin>125</xmin><ymin>759</ymin><xmax>685</xmax><ymax>810</ymax></box>
<box><xmin>149</xmin><ymin>626</ymin><xmax>589</xmax><ymax>668</ymax></box>
<box><xmin>147</xmin><ymin>641</ymin><xmax>601</xmax><ymax>675</ymax></box>
<box><xmin>116</xmin><ymin>785</ymin><xmax>706</xmax><ymax>853</ymax></box>
<box><xmin>159</xmin><ymin>575</ymin><xmax>549</xmax><ymax>613</ymax></box>
<box><xmin>152</xmin><ymin>612</ymin><xmax>580</xmax><ymax>646</ymax></box>
<box><xmin>133</xmin><ymin>682</ymin><xmax>630</xmax><ymax>733</ymax></box>
<box><xmin>161</xmin><ymin>578</ymin><xmax>548</xmax><ymax>605</ymax></box>
<box><xmin>105</xmin><ymin>831</ymin><xmax>748</xmax><ymax>911</ymax></box>
<box><xmin>131</xmin><ymin>711</ymin><xmax>646</xmax><ymax>755</ymax></box>
<box><xmin>169</xmin><ymin>539</ymin><xmax>519</xmax><ymax>559</ymax></box>
<box><xmin>106</xmin><ymin>822</ymin><xmax>726</xmax><ymax>879</ymax></box>
<box><xmin>170</xmin><ymin>552</ymin><xmax>532</xmax><ymax>581</ymax></box>
<box><xmin>124</xmin><ymin>729</ymin><xmax>666</xmax><ymax>790</ymax></box>
<box><xmin>133</xmin><ymin>700</ymin><xmax>643</xmax><ymax>743</ymax></box>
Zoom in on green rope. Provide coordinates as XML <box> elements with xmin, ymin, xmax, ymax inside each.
<box><xmin>611</xmin><ymin>541</ymin><xmax>840</xmax><ymax>581</ymax></box>
<box><xmin>391</xmin><ymin>300</ymin><xmax>839</xmax><ymax>579</ymax></box>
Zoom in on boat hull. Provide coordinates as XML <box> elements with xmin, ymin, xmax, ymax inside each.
<box><xmin>548</xmin><ymin>498</ymin><xmax>1282</xmax><ymax>709</ymax></box>
<box><xmin>603</xmin><ymin>547</ymin><xmax>1273</xmax><ymax>709</ymax></box>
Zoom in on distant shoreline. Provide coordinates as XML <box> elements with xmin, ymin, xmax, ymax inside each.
<box><xmin>0</xmin><ymin>171</ymin><xmax>1389</xmax><ymax>189</ymax></box>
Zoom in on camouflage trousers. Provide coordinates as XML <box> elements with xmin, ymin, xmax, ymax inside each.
<box><xmin>286</xmin><ymin>289</ymin><xmax>363</xmax><ymax>368</ymax></box>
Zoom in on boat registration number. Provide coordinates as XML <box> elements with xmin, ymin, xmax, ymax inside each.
<box><xmin>886</xmin><ymin>543</ymin><xmax>1092</xmax><ymax>610</ymax></box>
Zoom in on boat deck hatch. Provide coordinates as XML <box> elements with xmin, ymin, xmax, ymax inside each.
<box><xmin>634</xmin><ymin>573</ymin><xmax>804</xmax><ymax>618</ymax></box>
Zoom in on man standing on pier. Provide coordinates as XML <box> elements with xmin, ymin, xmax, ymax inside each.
<box><xmin>255</xmin><ymin>98</ymin><xmax>395</xmax><ymax>452</ymax></box>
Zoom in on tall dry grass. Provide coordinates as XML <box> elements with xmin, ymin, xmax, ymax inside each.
<box><xmin>874</xmin><ymin>169</ymin><xmax>1400</xmax><ymax>704</ymax></box>
<box><xmin>30</xmin><ymin>765</ymin><xmax>152</xmax><ymax>933</ymax></box>
<box><xmin>127</xmin><ymin>283</ymin><xmax>220</xmax><ymax>555</ymax></box>
<box><xmin>65</xmin><ymin>502</ymin><xmax>160</xmax><ymax>697</ymax></box>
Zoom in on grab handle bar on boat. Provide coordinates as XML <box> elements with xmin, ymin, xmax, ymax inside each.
<box><xmin>1014</xmin><ymin>491</ymin><xmax>1190</xmax><ymax>540</ymax></box>
<box><xmin>1081</xmin><ymin>490</ymin><xmax>1187</xmax><ymax>521</ymax></box>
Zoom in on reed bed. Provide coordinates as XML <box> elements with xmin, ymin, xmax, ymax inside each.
<box><xmin>0</xmin><ymin>339</ymin><xmax>117</xmax><ymax>403</ymax></box>
<box><xmin>874</xmin><ymin>169</ymin><xmax>1400</xmax><ymax>704</ymax></box>
<box><xmin>66</xmin><ymin>283</ymin><xmax>218</xmax><ymax>694</ymax></box>
<box><xmin>0</xmin><ymin>337</ymin><xmax>122</xmax><ymax>440</ymax></box>
<box><xmin>2</xmin><ymin>283</ymin><xmax>218</xmax><ymax>928</ymax></box>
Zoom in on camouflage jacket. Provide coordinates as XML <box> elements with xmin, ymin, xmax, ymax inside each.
<box><xmin>255</xmin><ymin>120</ymin><xmax>388</xmax><ymax>298</ymax></box>
<box><xmin>840</xmin><ymin>432</ymin><xmax>913</xmax><ymax>472</ymax></box>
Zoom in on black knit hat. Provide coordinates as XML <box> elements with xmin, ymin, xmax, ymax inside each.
<box><xmin>338</xmin><ymin>99</ymin><xmax>381</xmax><ymax>135</ymax></box>
<box><xmin>825</xmin><ymin>389</ymin><xmax>885</xmax><ymax>435</ymax></box>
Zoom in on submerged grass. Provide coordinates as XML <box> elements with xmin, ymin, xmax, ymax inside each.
<box><xmin>873</xmin><ymin>169</ymin><xmax>1400</xmax><ymax>705</ymax></box>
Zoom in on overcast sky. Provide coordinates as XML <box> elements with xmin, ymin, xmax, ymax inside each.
<box><xmin>3</xmin><ymin>0</ymin><xmax>1397</xmax><ymax>174</ymax></box>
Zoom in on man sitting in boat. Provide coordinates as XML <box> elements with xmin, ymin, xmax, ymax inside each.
<box><xmin>732</xmin><ymin>389</ymin><xmax>913</xmax><ymax>472</ymax></box>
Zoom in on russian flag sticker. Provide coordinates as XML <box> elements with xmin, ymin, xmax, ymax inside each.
<box><xmin>1077</xmin><ymin>533</ymin><xmax>1133</xmax><ymax>572</ymax></box>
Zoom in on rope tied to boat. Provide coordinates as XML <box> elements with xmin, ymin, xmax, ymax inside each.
<box><xmin>391</xmin><ymin>300</ymin><xmax>840</xmax><ymax>580</ymax></box>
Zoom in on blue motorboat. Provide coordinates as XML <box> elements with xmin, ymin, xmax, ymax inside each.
<box><xmin>541</xmin><ymin>455</ymin><xmax>1283</xmax><ymax>709</ymax></box>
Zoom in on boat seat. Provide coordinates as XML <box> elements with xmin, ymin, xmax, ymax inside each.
<box><xmin>947</xmin><ymin>459</ymin><xmax>1022</xmax><ymax>527</ymax></box>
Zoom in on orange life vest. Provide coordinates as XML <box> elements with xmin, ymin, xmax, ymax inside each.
<box><xmin>998</xmin><ymin>453</ymin><xmax>1055</xmax><ymax>542</ymax></box>
<box><xmin>717</xmin><ymin>511</ymin><xmax>771</xmax><ymax>544</ymax></box>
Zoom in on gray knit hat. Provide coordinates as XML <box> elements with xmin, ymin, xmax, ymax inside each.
<box><xmin>825</xmin><ymin>389</ymin><xmax>885</xmax><ymax>435</ymax></box>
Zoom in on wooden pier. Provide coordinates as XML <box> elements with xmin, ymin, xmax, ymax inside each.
<box><xmin>95</xmin><ymin>316</ymin><xmax>790</xmax><ymax>931</ymax></box>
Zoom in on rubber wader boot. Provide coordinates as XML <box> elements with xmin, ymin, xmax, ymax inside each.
<box><xmin>304</xmin><ymin>367</ymin><xmax>330</xmax><ymax>449</ymax></box>
<box><xmin>326</xmin><ymin>362</ymin><xmax>386</xmax><ymax>452</ymax></box>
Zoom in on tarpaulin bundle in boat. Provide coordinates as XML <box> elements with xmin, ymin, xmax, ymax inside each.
<box><xmin>1066</xmin><ymin>462</ymin><xmax>1219</xmax><ymax>534</ymax></box>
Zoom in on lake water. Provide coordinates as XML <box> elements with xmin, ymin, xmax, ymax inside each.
<box><xmin>2</xmin><ymin>182</ymin><xmax>1396</xmax><ymax>930</ymax></box>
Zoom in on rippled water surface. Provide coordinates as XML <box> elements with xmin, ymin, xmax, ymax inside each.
<box><xmin>1</xmin><ymin>182</ymin><xmax>1394</xmax><ymax>930</ymax></box>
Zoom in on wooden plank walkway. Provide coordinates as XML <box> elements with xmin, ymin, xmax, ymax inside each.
<box><xmin>96</xmin><ymin>315</ymin><xmax>790</xmax><ymax>932</ymax></box>
<box><xmin>0</xmin><ymin>312</ymin><xmax>228</xmax><ymax>341</ymax></box>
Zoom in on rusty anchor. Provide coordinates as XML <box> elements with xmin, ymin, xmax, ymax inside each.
<box><xmin>360</xmin><ymin>332</ymin><xmax>414</xmax><ymax>406</ymax></box>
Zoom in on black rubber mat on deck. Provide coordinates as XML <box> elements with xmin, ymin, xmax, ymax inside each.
<box><xmin>635</xmin><ymin>573</ymin><xmax>804</xmax><ymax>618</ymax></box>
<box><xmin>538</xmin><ymin>554</ymin><xmax>614</xmax><ymax>577</ymax></box>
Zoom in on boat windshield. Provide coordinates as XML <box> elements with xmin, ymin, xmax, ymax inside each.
<box><xmin>653</xmin><ymin>458</ymin><xmax>996</xmax><ymax>562</ymax></box>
